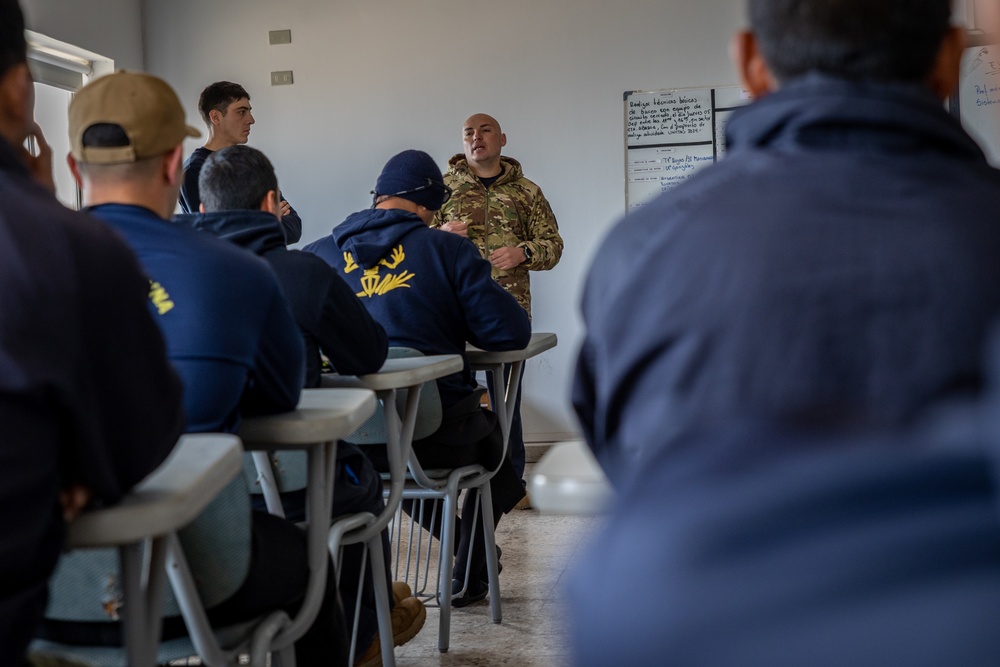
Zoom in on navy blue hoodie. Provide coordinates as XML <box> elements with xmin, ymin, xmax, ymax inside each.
<box><xmin>90</xmin><ymin>204</ymin><xmax>304</xmax><ymax>433</ymax></box>
<box><xmin>574</xmin><ymin>74</ymin><xmax>1000</xmax><ymax>480</ymax></box>
<box><xmin>173</xmin><ymin>209</ymin><xmax>388</xmax><ymax>387</ymax></box>
<box><xmin>304</xmin><ymin>207</ymin><xmax>531</xmax><ymax>408</ymax></box>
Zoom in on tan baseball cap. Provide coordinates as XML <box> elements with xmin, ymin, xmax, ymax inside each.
<box><xmin>69</xmin><ymin>71</ymin><xmax>201</xmax><ymax>164</ymax></box>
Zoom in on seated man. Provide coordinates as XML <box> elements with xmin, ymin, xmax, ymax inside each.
<box><xmin>0</xmin><ymin>1</ymin><xmax>184</xmax><ymax>660</ymax></box>
<box><xmin>175</xmin><ymin>144</ymin><xmax>425</xmax><ymax>665</ymax></box>
<box><xmin>304</xmin><ymin>149</ymin><xmax>531</xmax><ymax>605</ymax></box>
<box><xmin>39</xmin><ymin>71</ymin><xmax>347</xmax><ymax>665</ymax></box>
<box><xmin>573</xmin><ymin>0</ymin><xmax>1000</xmax><ymax>482</ymax></box>
<box><xmin>180</xmin><ymin>80</ymin><xmax>302</xmax><ymax>243</ymax></box>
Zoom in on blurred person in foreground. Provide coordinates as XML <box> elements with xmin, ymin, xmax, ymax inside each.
<box><xmin>573</xmin><ymin>0</ymin><xmax>1000</xmax><ymax>484</ymax></box>
<box><xmin>0</xmin><ymin>0</ymin><xmax>184</xmax><ymax>661</ymax></box>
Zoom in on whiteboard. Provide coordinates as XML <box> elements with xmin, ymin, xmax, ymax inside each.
<box><xmin>957</xmin><ymin>43</ymin><xmax>1000</xmax><ymax>167</ymax></box>
<box><xmin>624</xmin><ymin>86</ymin><xmax>750</xmax><ymax>210</ymax></box>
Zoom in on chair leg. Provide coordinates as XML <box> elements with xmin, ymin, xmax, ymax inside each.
<box><xmin>437</xmin><ymin>491</ymin><xmax>457</xmax><ymax>653</ymax></box>
<box><xmin>478</xmin><ymin>482</ymin><xmax>503</xmax><ymax>624</ymax></box>
<box><xmin>368</xmin><ymin>534</ymin><xmax>396</xmax><ymax>667</ymax></box>
<box><xmin>345</xmin><ymin>543</ymin><xmax>368</xmax><ymax>666</ymax></box>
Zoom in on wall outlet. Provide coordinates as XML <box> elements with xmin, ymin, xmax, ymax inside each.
<box><xmin>268</xmin><ymin>29</ymin><xmax>292</xmax><ymax>45</ymax></box>
<box><xmin>270</xmin><ymin>70</ymin><xmax>294</xmax><ymax>86</ymax></box>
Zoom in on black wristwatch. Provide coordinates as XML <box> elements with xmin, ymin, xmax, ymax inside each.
<box><xmin>521</xmin><ymin>245</ymin><xmax>533</xmax><ymax>262</ymax></box>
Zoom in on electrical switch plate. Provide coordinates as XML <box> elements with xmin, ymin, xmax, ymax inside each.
<box><xmin>270</xmin><ymin>70</ymin><xmax>294</xmax><ymax>86</ymax></box>
<box><xmin>269</xmin><ymin>29</ymin><xmax>292</xmax><ymax>45</ymax></box>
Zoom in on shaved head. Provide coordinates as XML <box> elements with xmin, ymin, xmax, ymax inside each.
<box><xmin>464</xmin><ymin>113</ymin><xmax>502</xmax><ymax>135</ymax></box>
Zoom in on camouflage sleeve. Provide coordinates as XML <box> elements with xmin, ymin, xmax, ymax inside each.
<box><xmin>430</xmin><ymin>207</ymin><xmax>445</xmax><ymax>229</ymax></box>
<box><xmin>430</xmin><ymin>172</ymin><xmax>460</xmax><ymax>229</ymax></box>
<box><xmin>521</xmin><ymin>187</ymin><xmax>563</xmax><ymax>271</ymax></box>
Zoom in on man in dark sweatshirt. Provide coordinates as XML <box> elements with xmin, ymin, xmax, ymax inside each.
<box><xmin>179</xmin><ymin>81</ymin><xmax>302</xmax><ymax>243</ymax></box>
<box><xmin>175</xmin><ymin>144</ymin><xmax>425</xmax><ymax>666</ymax></box>
<box><xmin>51</xmin><ymin>71</ymin><xmax>348</xmax><ymax>665</ymax></box>
<box><xmin>0</xmin><ymin>2</ymin><xmax>184</xmax><ymax>659</ymax></box>
<box><xmin>304</xmin><ymin>149</ymin><xmax>531</xmax><ymax>605</ymax></box>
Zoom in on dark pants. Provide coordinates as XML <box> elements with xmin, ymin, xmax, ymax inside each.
<box><xmin>38</xmin><ymin>511</ymin><xmax>349</xmax><ymax>667</ymax></box>
<box><xmin>369</xmin><ymin>392</ymin><xmax>525</xmax><ymax>584</ymax></box>
<box><xmin>485</xmin><ymin>363</ymin><xmax>527</xmax><ymax>483</ymax></box>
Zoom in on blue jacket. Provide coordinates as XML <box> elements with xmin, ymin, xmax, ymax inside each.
<box><xmin>180</xmin><ymin>146</ymin><xmax>302</xmax><ymax>243</ymax></box>
<box><xmin>304</xmin><ymin>208</ymin><xmax>530</xmax><ymax>407</ymax></box>
<box><xmin>0</xmin><ymin>139</ymin><xmax>183</xmax><ymax>662</ymax></box>
<box><xmin>574</xmin><ymin>74</ymin><xmax>1000</xmax><ymax>480</ymax></box>
<box><xmin>90</xmin><ymin>204</ymin><xmax>304</xmax><ymax>432</ymax></box>
<box><xmin>173</xmin><ymin>209</ymin><xmax>387</xmax><ymax>386</ymax></box>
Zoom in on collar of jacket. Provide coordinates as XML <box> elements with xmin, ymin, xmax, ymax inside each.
<box><xmin>172</xmin><ymin>209</ymin><xmax>285</xmax><ymax>255</ymax></box>
<box><xmin>332</xmin><ymin>207</ymin><xmax>425</xmax><ymax>269</ymax></box>
<box><xmin>447</xmin><ymin>154</ymin><xmax>525</xmax><ymax>187</ymax></box>
<box><xmin>725</xmin><ymin>72</ymin><xmax>984</xmax><ymax>161</ymax></box>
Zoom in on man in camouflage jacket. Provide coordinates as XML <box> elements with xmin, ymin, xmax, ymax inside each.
<box><xmin>434</xmin><ymin>113</ymin><xmax>563</xmax><ymax>491</ymax></box>
<box><xmin>434</xmin><ymin>113</ymin><xmax>563</xmax><ymax>316</ymax></box>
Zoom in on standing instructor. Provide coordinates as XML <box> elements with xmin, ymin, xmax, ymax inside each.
<box><xmin>434</xmin><ymin>114</ymin><xmax>563</xmax><ymax>496</ymax></box>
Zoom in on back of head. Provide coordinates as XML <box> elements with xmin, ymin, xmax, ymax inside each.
<box><xmin>749</xmin><ymin>0</ymin><xmax>952</xmax><ymax>83</ymax></box>
<box><xmin>374</xmin><ymin>149</ymin><xmax>450</xmax><ymax>211</ymax></box>
<box><xmin>198</xmin><ymin>81</ymin><xmax>250</xmax><ymax>126</ymax></box>
<box><xmin>200</xmin><ymin>145</ymin><xmax>277</xmax><ymax>212</ymax></box>
<box><xmin>69</xmin><ymin>71</ymin><xmax>200</xmax><ymax>169</ymax></box>
<box><xmin>0</xmin><ymin>0</ymin><xmax>27</xmax><ymax>82</ymax></box>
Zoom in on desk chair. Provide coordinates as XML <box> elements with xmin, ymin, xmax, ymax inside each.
<box><xmin>30</xmin><ymin>434</ymin><xmax>244</xmax><ymax>667</ymax></box>
<box><xmin>389</xmin><ymin>333</ymin><xmax>558</xmax><ymax>653</ymax></box>
<box><xmin>318</xmin><ymin>349</ymin><xmax>462</xmax><ymax>666</ymax></box>
<box><xmin>238</xmin><ymin>388</ymin><xmax>377</xmax><ymax>665</ymax></box>
<box><xmin>36</xmin><ymin>388</ymin><xmax>375</xmax><ymax>667</ymax></box>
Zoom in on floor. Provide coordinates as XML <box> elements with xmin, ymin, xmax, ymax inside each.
<box><xmin>390</xmin><ymin>464</ymin><xmax>603</xmax><ymax>667</ymax></box>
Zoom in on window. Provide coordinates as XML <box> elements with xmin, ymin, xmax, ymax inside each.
<box><xmin>24</xmin><ymin>31</ymin><xmax>113</xmax><ymax>210</ymax></box>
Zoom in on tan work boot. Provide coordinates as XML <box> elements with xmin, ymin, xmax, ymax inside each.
<box><xmin>391</xmin><ymin>580</ymin><xmax>411</xmax><ymax>605</ymax></box>
<box><xmin>354</xmin><ymin>596</ymin><xmax>427</xmax><ymax>667</ymax></box>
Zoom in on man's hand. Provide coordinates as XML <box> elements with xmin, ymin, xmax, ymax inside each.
<box><xmin>60</xmin><ymin>484</ymin><xmax>93</xmax><ymax>522</ymax></box>
<box><xmin>439</xmin><ymin>221</ymin><xmax>469</xmax><ymax>237</ymax></box>
<box><xmin>280</xmin><ymin>199</ymin><xmax>292</xmax><ymax>218</ymax></box>
<box><xmin>22</xmin><ymin>122</ymin><xmax>56</xmax><ymax>194</ymax></box>
<box><xmin>490</xmin><ymin>245</ymin><xmax>527</xmax><ymax>271</ymax></box>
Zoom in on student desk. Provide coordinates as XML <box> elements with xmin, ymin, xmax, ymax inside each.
<box><xmin>319</xmin><ymin>354</ymin><xmax>464</xmax><ymax>527</ymax></box>
<box><xmin>318</xmin><ymin>354</ymin><xmax>463</xmax><ymax>665</ymax></box>
<box><xmin>466</xmin><ymin>331</ymin><xmax>558</xmax><ymax>449</ymax></box>
<box><xmin>63</xmin><ymin>433</ymin><xmax>243</xmax><ymax>667</ymax></box>
<box><xmin>236</xmin><ymin>387</ymin><xmax>377</xmax><ymax>661</ymax></box>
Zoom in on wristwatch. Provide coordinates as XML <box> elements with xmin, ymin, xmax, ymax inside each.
<box><xmin>521</xmin><ymin>245</ymin><xmax>533</xmax><ymax>262</ymax></box>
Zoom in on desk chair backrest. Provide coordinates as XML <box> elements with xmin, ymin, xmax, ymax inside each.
<box><xmin>242</xmin><ymin>348</ymin><xmax>442</xmax><ymax>496</ymax></box>
<box><xmin>45</xmin><ymin>476</ymin><xmax>252</xmax><ymax>621</ymax></box>
<box><xmin>346</xmin><ymin>347</ymin><xmax>443</xmax><ymax>445</ymax></box>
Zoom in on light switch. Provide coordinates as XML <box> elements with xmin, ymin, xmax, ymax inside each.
<box><xmin>270</xmin><ymin>70</ymin><xmax>294</xmax><ymax>86</ymax></box>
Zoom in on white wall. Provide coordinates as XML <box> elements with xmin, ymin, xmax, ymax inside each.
<box><xmin>142</xmin><ymin>0</ymin><xmax>745</xmax><ymax>441</ymax></box>
<box><xmin>21</xmin><ymin>0</ymin><xmax>144</xmax><ymax>70</ymax></box>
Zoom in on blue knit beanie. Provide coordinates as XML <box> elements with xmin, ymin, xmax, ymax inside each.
<box><xmin>374</xmin><ymin>150</ymin><xmax>449</xmax><ymax>211</ymax></box>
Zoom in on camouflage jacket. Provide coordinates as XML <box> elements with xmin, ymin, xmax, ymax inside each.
<box><xmin>434</xmin><ymin>154</ymin><xmax>563</xmax><ymax>316</ymax></box>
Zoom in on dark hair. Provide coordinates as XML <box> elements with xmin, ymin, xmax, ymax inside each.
<box><xmin>0</xmin><ymin>0</ymin><xmax>28</xmax><ymax>81</ymax></box>
<box><xmin>197</xmin><ymin>81</ymin><xmax>250</xmax><ymax>125</ymax></box>
<box><xmin>199</xmin><ymin>145</ymin><xmax>277</xmax><ymax>212</ymax></box>
<box><xmin>748</xmin><ymin>0</ymin><xmax>952</xmax><ymax>83</ymax></box>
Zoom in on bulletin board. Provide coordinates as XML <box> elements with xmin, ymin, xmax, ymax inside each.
<box><xmin>955</xmin><ymin>41</ymin><xmax>1000</xmax><ymax>167</ymax></box>
<box><xmin>624</xmin><ymin>85</ymin><xmax>750</xmax><ymax>210</ymax></box>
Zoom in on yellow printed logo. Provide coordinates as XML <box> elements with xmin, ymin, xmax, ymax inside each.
<box><xmin>148</xmin><ymin>280</ymin><xmax>174</xmax><ymax>315</ymax></box>
<box><xmin>344</xmin><ymin>245</ymin><xmax>414</xmax><ymax>298</ymax></box>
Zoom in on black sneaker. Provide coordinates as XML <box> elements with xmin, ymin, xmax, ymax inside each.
<box><xmin>451</xmin><ymin>577</ymin><xmax>489</xmax><ymax>607</ymax></box>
